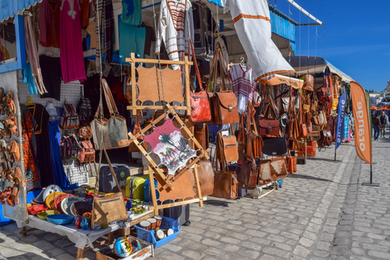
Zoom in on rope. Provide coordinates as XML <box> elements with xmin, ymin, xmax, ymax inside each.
<box><xmin>96</xmin><ymin>0</ymin><xmax>104</xmax><ymax>156</ymax></box>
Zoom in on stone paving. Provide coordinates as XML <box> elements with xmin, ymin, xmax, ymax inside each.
<box><xmin>0</xmin><ymin>136</ymin><xmax>389</xmax><ymax>259</ymax></box>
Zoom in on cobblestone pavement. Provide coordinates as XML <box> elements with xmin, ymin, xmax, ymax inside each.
<box><xmin>0</xmin><ymin>137</ymin><xmax>389</xmax><ymax>260</ymax></box>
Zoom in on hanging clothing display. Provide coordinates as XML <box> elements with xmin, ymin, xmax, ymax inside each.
<box><xmin>24</xmin><ymin>15</ymin><xmax>48</xmax><ymax>95</ymax></box>
<box><xmin>155</xmin><ymin>0</ymin><xmax>194</xmax><ymax>70</ymax></box>
<box><xmin>22</xmin><ymin>63</ymin><xmax>39</xmax><ymax>95</ymax></box>
<box><xmin>86</xmin><ymin>20</ymin><xmax>98</xmax><ymax>49</ymax></box>
<box><xmin>223</xmin><ymin>0</ymin><xmax>294</xmax><ymax>81</ymax></box>
<box><xmin>48</xmin><ymin>116</ymin><xmax>70</xmax><ymax>188</ymax></box>
<box><xmin>229</xmin><ymin>63</ymin><xmax>256</xmax><ymax>114</ymax></box>
<box><xmin>21</xmin><ymin>105</ymin><xmax>41</xmax><ymax>191</ymax></box>
<box><xmin>27</xmin><ymin>104</ymin><xmax>54</xmax><ymax>187</ymax></box>
<box><xmin>103</xmin><ymin>0</ymin><xmax>114</xmax><ymax>62</ymax></box>
<box><xmin>60</xmin><ymin>0</ymin><xmax>87</xmax><ymax>83</ymax></box>
<box><xmin>122</xmin><ymin>0</ymin><xmax>142</xmax><ymax>26</ymax></box>
<box><xmin>39</xmin><ymin>0</ymin><xmax>61</xmax><ymax>48</ymax></box>
<box><xmin>80</xmin><ymin>0</ymin><xmax>90</xmax><ymax>29</ymax></box>
<box><xmin>119</xmin><ymin>20</ymin><xmax>146</xmax><ymax>63</ymax></box>
<box><xmin>344</xmin><ymin>115</ymin><xmax>350</xmax><ymax>141</ymax></box>
<box><xmin>140</xmin><ymin>23</ymin><xmax>156</xmax><ymax>56</ymax></box>
<box><xmin>40</xmin><ymin>55</ymin><xmax>62</xmax><ymax>101</ymax></box>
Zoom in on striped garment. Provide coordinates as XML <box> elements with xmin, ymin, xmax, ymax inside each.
<box><xmin>229</xmin><ymin>63</ymin><xmax>256</xmax><ymax>114</ymax></box>
<box><xmin>155</xmin><ymin>0</ymin><xmax>194</xmax><ymax>70</ymax></box>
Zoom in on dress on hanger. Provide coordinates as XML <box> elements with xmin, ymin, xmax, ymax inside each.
<box><xmin>39</xmin><ymin>0</ymin><xmax>62</xmax><ymax>48</ymax></box>
<box><xmin>21</xmin><ymin>105</ymin><xmax>41</xmax><ymax>191</ymax></box>
<box><xmin>229</xmin><ymin>63</ymin><xmax>256</xmax><ymax>114</ymax></box>
<box><xmin>155</xmin><ymin>0</ymin><xmax>194</xmax><ymax>70</ymax></box>
<box><xmin>46</xmin><ymin>105</ymin><xmax>70</xmax><ymax>189</ymax></box>
<box><xmin>60</xmin><ymin>0</ymin><xmax>87</xmax><ymax>83</ymax></box>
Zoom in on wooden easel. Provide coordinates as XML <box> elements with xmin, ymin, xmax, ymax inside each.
<box><xmin>128</xmin><ymin>104</ymin><xmax>209</xmax><ymax>215</ymax></box>
<box><xmin>125</xmin><ymin>53</ymin><xmax>193</xmax><ymax>116</ymax></box>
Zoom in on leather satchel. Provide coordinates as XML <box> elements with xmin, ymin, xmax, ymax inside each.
<box><xmin>129</xmin><ymin>110</ymin><xmax>148</xmax><ymax>152</ymax></box>
<box><xmin>208</xmin><ymin>42</ymin><xmax>239</xmax><ymax>125</ymax></box>
<box><xmin>246</xmin><ymin>104</ymin><xmax>263</xmax><ymax>159</ymax></box>
<box><xmin>60</xmin><ymin>101</ymin><xmax>80</xmax><ymax>130</ymax></box>
<box><xmin>219</xmin><ymin>134</ymin><xmax>239</xmax><ymax>163</ymax></box>
<box><xmin>79</xmin><ymin>140</ymin><xmax>95</xmax><ymax>163</ymax></box>
<box><xmin>302</xmin><ymin>74</ymin><xmax>314</xmax><ymax>92</ymax></box>
<box><xmin>287</xmin><ymin>155</ymin><xmax>297</xmax><ymax>174</ymax></box>
<box><xmin>193</xmin><ymin>123</ymin><xmax>209</xmax><ymax>155</ymax></box>
<box><xmin>189</xmin><ymin>40</ymin><xmax>212</xmax><ymax>122</ymax></box>
<box><xmin>91</xmin><ymin>79</ymin><xmax>129</xmax><ymax>150</ymax></box>
<box><xmin>190</xmin><ymin>160</ymin><xmax>214</xmax><ymax>197</ymax></box>
<box><xmin>259</xmin><ymin>156</ymin><xmax>288</xmax><ymax>184</ymax></box>
<box><xmin>238</xmin><ymin>154</ymin><xmax>258</xmax><ymax>188</ymax></box>
<box><xmin>259</xmin><ymin>87</ymin><xmax>281</xmax><ymax>137</ymax></box>
<box><xmin>211</xmin><ymin>170</ymin><xmax>238</xmax><ymax>199</ymax></box>
<box><xmin>91</xmin><ymin>149</ymin><xmax>128</xmax><ymax>226</ymax></box>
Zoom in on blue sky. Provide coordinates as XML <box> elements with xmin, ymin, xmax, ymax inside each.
<box><xmin>273</xmin><ymin>0</ymin><xmax>390</xmax><ymax>92</ymax></box>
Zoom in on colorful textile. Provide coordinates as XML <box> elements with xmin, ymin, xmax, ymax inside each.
<box><xmin>155</xmin><ymin>0</ymin><xmax>194</xmax><ymax>70</ymax></box>
<box><xmin>122</xmin><ymin>0</ymin><xmax>142</xmax><ymax>26</ymax></box>
<box><xmin>39</xmin><ymin>0</ymin><xmax>61</xmax><ymax>48</ymax></box>
<box><xmin>22</xmin><ymin>63</ymin><xmax>39</xmax><ymax>95</ymax></box>
<box><xmin>229</xmin><ymin>63</ymin><xmax>256</xmax><ymax>114</ymax></box>
<box><xmin>60</xmin><ymin>0</ymin><xmax>86</xmax><ymax>83</ymax></box>
<box><xmin>344</xmin><ymin>115</ymin><xmax>350</xmax><ymax>141</ymax></box>
<box><xmin>119</xmin><ymin>19</ymin><xmax>146</xmax><ymax>63</ymax></box>
<box><xmin>223</xmin><ymin>0</ymin><xmax>294</xmax><ymax>81</ymax></box>
<box><xmin>21</xmin><ymin>105</ymin><xmax>41</xmax><ymax>191</ymax></box>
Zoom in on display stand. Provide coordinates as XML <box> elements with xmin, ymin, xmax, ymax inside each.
<box><xmin>128</xmin><ymin>104</ymin><xmax>209</xmax><ymax>215</ymax></box>
<box><xmin>125</xmin><ymin>53</ymin><xmax>193</xmax><ymax>116</ymax></box>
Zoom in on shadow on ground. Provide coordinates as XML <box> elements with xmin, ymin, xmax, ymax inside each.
<box><xmin>288</xmin><ymin>173</ymin><xmax>333</xmax><ymax>182</ymax></box>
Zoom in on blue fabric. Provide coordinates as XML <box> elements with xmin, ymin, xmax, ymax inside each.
<box><xmin>0</xmin><ymin>0</ymin><xmax>41</xmax><ymax>23</ymax></box>
<box><xmin>22</xmin><ymin>63</ymin><xmax>38</xmax><ymax>95</ymax></box>
<box><xmin>344</xmin><ymin>116</ymin><xmax>350</xmax><ymax>139</ymax></box>
<box><xmin>208</xmin><ymin>0</ymin><xmax>224</xmax><ymax>8</ymax></box>
<box><xmin>122</xmin><ymin>0</ymin><xmax>142</xmax><ymax>26</ymax></box>
<box><xmin>48</xmin><ymin>118</ymin><xmax>70</xmax><ymax>189</ymax></box>
<box><xmin>119</xmin><ymin>19</ymin><xmax>145</xmax><ymax>63</ymax></box>
<box><xmin>335</xmin><ymin>93</ymin><xmax>347</xmax><ymax>150</ymax></box>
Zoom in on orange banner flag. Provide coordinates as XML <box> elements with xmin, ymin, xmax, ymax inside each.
<box><xmin>350</xmin><ymin>81</ymin><xmax>372</xmax><ymax>165</ymax></box>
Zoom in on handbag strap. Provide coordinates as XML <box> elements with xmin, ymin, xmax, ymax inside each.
<box><xmin>94</xmin><ymin>79</ymin><xmax>120</xmax><ymax>118</ymax></box>
<box><xmin>188</xmin><ymin>39</ymin><xmax>204</xmax><ymax>92</ymax></box>
<box><xmin>208</xmin><ymin>41</ymin><xmax>230</xmax><ymax>92</ymax></box>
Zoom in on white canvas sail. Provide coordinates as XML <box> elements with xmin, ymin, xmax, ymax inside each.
<box><xmin>224</xmin><ymin>0</ymin><xmax>295</xmax><ymax>81</ymax></box>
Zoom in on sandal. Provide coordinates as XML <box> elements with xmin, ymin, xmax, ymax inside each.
<box><xmin>0</xmin><ymin>121</ymin><xmax>11</xmax><ymax>139</ymax></box>
<box><xmin>7</xmin><ymin>115</ymin><xmax>18</xmax><ymax>137</ymax></box>
<box><xmin>14</xmin><ymin>167</ymin><xmax>23</xmax><ymax>187</ymax></box>
<box><xmin>5</xmin><ymin>90</ymin><xmax>16</xmax><ymax>116</ymax></box>
<box><xmin>8</xmin><ymin>140</ymin><xmax>20</xmax><ymax>163</ymax></box>
<box><xmin>9</xmin><ymin>185</ymin><xmax>19</xmax><ymax>206</ymax></box>
<box><xmin>0</xmin><ymin>187</ymin><xmax>12</xmax><ymax>205</ymax></box>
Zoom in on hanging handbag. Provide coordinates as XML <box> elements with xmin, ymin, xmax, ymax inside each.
<box><xmin>208</xmin><ymin>42</ymin><xmax>239</xmax><ymax>125</ymax></box>
<box><xmin>128</xmin><ymin>110</ymin><xmax>148</xmax><ymax>152</ymax></box>
<box><xmin>216</xmin><ymin>131</ymin><xmax>239</xmax><ymax>163</ymax></box>
<box><xmin>190</xmin><ymin>160</ymin><xmax>214</xmax><ymax>197</ymax></box>
<box><xmin>286</xmin><ymin>88</ymin><xmax>299</xmax><ymax>140</ymax></box>
<box><xmin>60</xmin><ymin>100</ymin><xmax>80</xmax><ymax>130</ymax></box>
<box><xmin>302</xmin><ymin>74</ymin><xmax>314</xmax><ymax>92</ymax></box>
<box><xmin>193</xmin><ymin>123</ymin><xmax>209</xmax><ymax>156</ymax></box>
<box><xmin>246</xmin><ymin>104</ymin><xmax>263</xmax><ymax>158</ymax></box>
<box><xmin>91</xmin><ymin>78</ymin><xmax>130</xmax><ymax>150</ymax></box>
<box><xmin>91</xmin><ymin>149</ymin><xmax>128</xmax><ymax>226</ymax></box>
<box><xmin>79</xmin><ymin>140</ymin><xmax>95</xmax><ymax>163</ymax></box>
<box><xmin>188</xmin><ymin>40</ymin><xmax>212</xmax><ymax>123</ymax></box>
<box><xmin>78</xmin><ymin>126</ymin><xmax>93</xmax><ymax>139</ymax></box>
<box><xmin>287</xmin><ymin>153</ymin><xmax>297</xmax><ymax>174</ymax></box>
<box><xmin>237</xmin><ymin>154</ymin><xmax>258</xmax><ymax>188</ymax></box>
<box><xmin>298</xmin><ymin>93</ymin><xmax>309</xmax><ymax>140</ymax></box>
<box><xmin>262</xmin><ymin>137</ymin><xmax>288</xmax><ymax>156</ymax></box>
<box><xmin>259</xmin><ymin>87</ymin><xmax>281</xmax><ymax>137</ymax></box>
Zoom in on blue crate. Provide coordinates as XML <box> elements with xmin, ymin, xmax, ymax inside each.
<box><xmin>134</xmin><ymin>216</ymin><xmax>180</xmax><ymax>248</ymax></box>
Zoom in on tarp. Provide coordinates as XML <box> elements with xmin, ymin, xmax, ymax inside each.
<box><xmin>350</xmin><ymin>81</ymin><xmax>372</xmax><ymax>165</ymax></box>
<box><xmin>0</xmin><ymin>0</ymin><xmax>42</xmax><ymax>23</ymax></box>
<box><xmin>285</xmin><ymin>56</ymin><xmax>354</xmax><ymax>83</ymax></box>
<box><xmin>260</xmin><ymin>74</ymin><xmax>303</xmax><ymax>89</ymax></box>
<box><xmin>223</xmin><ymin>0</ymin><xmax>295</xmax><ymax>81</ymax></box>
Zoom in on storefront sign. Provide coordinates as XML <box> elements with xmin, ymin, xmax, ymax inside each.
<box><xmin>350</xmin><ymin>81</ymin><xmax>372</xmax><ymax>164</ymax></box>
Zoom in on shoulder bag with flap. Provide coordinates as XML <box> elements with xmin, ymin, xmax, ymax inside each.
<box><xmin>258</xmin><ymin>87</ymin><xmax>281</xmax><ymax>137</ymax></box>
<box><xmin>189</xmin><ymin>40</ymin><xmax>212</xmax><ymax>122</ymax></box>
<box><xmin>208</xmin><ymin>42</ymin><xmax>239</xmax><ymax>125</ymax></box>
<box><xmin>91</xmin><ymin>78</ymin><xmax>130</xmax><ymax>150</ymax></box>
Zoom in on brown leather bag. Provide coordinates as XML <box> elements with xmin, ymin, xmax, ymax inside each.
<box><xmin>298</xmin><ymin>93</ymin><xmax>309</xmax><ymax>140</ymax></box>
<box><xmin>216</xmin><ymin>131</ymin><xmax>238</xmax><ymax>163</ymax></box>
<box><xmin>211</xmin><ymin>170</ymin><xmax>238</xmax><ymax>199</ymax></box>
<box><xmin>193</xmin><ymin>123</ymin><xmax>209</xmax><ymax>155</ymax></box>
<box><xmin>303</xmin><ymin>74</ymin><xmax>314</xmax><ymax>92</ymax></box>
<box><xmin>208</xmin><ymin>42</ymin><xmax>239</xmax><ymax>125</ymax></box>
<box><xmin>246</xmin><ymin>104</ymin><xmax>263</xmax><ymax>158</ymax></box>
<box><xmin>129</xmin><ymin>110</ymin><xmax>148</xmax><ymax>152</ymax></box>
<box><xmin>259</xmin><ymin>87</ymin><xmax>281</xmax><ymax>137</ymax></box>
<box><xmin>237</xmin><ymin>154</ymin><xmax>258</xmax><ymax>188</ymax></box>
<box><xmin>286</xmin><ymin>88</ymin><xmax>299</xmax><ymax>140</ymax></box>
<box><xmin>190</xmin><ymin>160</ymin><xmax>214</xmax><ymax>197</ymax></box>
<box><xmin>259</xmin><ymin>156</ymin><xmax>288</xmax><ymax>184</ymax></box>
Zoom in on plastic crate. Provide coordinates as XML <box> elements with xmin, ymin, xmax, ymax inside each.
<box><xmin>134</xmin><ymin>216</ymin><xmax>180</xmax><ymax>248</ymax></box>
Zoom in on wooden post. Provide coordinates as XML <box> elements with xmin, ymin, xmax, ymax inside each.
<box><xmin>193</xmin><ymin>165</ymin><xmax>203</xmax><ymax>207</ymax></box>
<box><xmin>184</xmin><ymin>56</ymin><xmax>191</xmax><ymax>116</ymax></box>
<box><xmin>148</xmin><ymin>166</ymin><xmax>159</xmax><ymax>216</ymax></box>
<box><xmin>131</xmin><ymin>53</ymin><xmax>137</xmax><ymax>115</ymax></box>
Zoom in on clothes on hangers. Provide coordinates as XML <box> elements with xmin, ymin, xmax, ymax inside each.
<box><xmin>229</xmin><ymin>63</ymin><xmax>256</xmax><ymax>114</ymax></box>
<box><xmin>119</xmin><ymin>20</ymin><xmax>145</xmax><ymax>63</ymax></box>
<box><xmin>60</xmin><ymin>0</ymin><xmax>86</xmax><ymax>83</ymax></box>
<box><xmin>40</xmin><ymin>55</ymin><xmax>62</xmax><ymax>101</ymax></box>
<box><xmin>80</xmin><ymin>0</ymin><xmax>90</xmax><ymax>29</ymax></box>
<box><xmin>24</xmin><ymin>15</ymin><xmax>48</xmax><ymax>95</ymax></box>
<box><xmin>39</xmin><ymin>0</ymin><xmax>62</xmax><ymax>48</ymax></box>
<box><xmin>86</xmin><ymin>20</ymin><xmax>98</xmax><ymax>49</ymax></box>
<box><xmin>122</xmin><ymin>0</ymin><xmax>142</xmax><ymax>26</ymax></box>
<box><xmin>155</xmin><ymin>0</ymin><xmax>194</xmax><ymax>70</ymax></box>
<box><xmin>22</xmin><ymin>63</ymin><xmax>39</xmax><ymax>95</ymax></box>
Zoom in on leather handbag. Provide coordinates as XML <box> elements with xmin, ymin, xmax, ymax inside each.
<box><xmin>78</xmin><ymin>126</ymin><xmax>93</xmax><ymax>139</ymax></box>
<box><xmin>318</xmin><ymin>130</ymin><xmax>332</xmax><ymax>148</ymax></box>
<box><xmin>237</xmin><ymin>154</ymin><xmax>258</xmax><ymax>188</ymax></box>
<box><xmin>259</xmin><ymin>87</ymin><xmax>281</xmax><ymax>137</ymax></box>
<box><xmin>190</xmin><ymin>160</ymin><xmax>214</xmax><ymax>197</ymax></box>
<box><xmin>91</xmin><ymin>149</ymin><xmax>128</xmax><ymax>226</ymax></box>
<box><xmin>129</xmin><ymin>110</ymin><xmax>148</xmax><ymax>152</ymax></box>
<box><xmin>246</xmin><ymin>104</ymin><xmax>263</xmax><ymax>159</ymax></box>
<box><xmin>189</xmin><ymin>40</ymin><xmax>212</xmax><ymax>123</ymax></box>
<box><xmin>91</xmin><ymin>79</ymin><xmax>129</xmax><ymax>150</ymax></box>
<box><xmin>208</xmin><ymin>42</ymin><xmax>239</xmax><ymax>125</ymax></box>
<box><xmin>60</xmin><ymin>100</ymin><xmax>80</xmax><ymax>130</ymax></box>
<box><xmin>299</xmin><ymin>93</ymin><xmax>309</xmax><ymax>140</ymax></box>
<box><xmin>211</xmin><ymin>170</ymin><xmax>238</xmax><ymax>199</ymax></box>
<box><xmin>302</xmin><ymin>74</ymin><xmax>314</xmax><ymax>92</ymax></box>
<box><xmin>193</xmin><ymin>123</ymin><xmax>209</xmax><ymax>155</ymax></box>
<box><xmin>259</xmin><ymin>156</ymin><xmax>288</xmax><ymax>184</ymax></box>
<box><xmin>79</xmin><ymin>140</ymin><xmax>95</xmax><ymax>163</ymax></box>
<box><xmin>287</xmin><ymin>155</ymin><xmax>297</xmax><ymax>174</ymax></box>
<box><xmin>218</xmin><ymin>134</ymin><xmax>239</xmax><ymax>163</ymax></box>
<box><xmin>285</xmin><ymin>88</ymin><xmax>299</xmax><ymax>140</ymax></box>
<box><xmin>262</xmin><ymin>137</ymin><xmax>288</xmax><ymax>156</ymax></box>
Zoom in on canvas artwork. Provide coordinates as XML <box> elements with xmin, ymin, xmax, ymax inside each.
<box><xmin>144</xmin><ymin>119</ymin><xmax>197</xmax><ymax>176</ymax></box>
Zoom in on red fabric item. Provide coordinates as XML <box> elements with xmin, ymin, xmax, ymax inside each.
<box><xmin>112</xmin><ymin>83</ymin><xmax>128</xmax><ymax>103</ymax></box>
